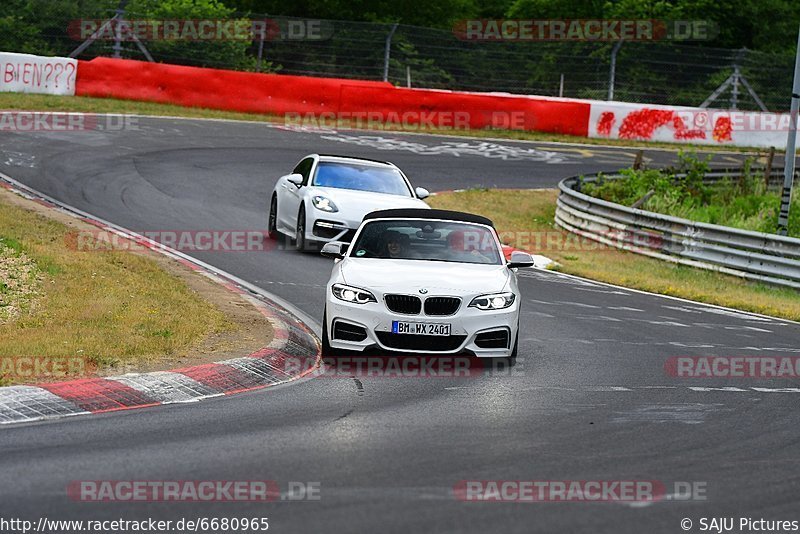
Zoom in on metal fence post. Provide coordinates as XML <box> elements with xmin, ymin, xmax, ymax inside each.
<box><xmin>608</xmin><ymin>40</ymin><xmax>622</xmax><ymax>101</ymax></box>
<box><xmin>68</xmin><ymin>0</ymin><xmax>153</xmax><ymax>61</ymax></box>
<box><xmin>112</xmin><ymin>1</ymin><xmax>126</xmax><ymax>59</ymax></box>
<box><xmin>731</xmin><ymin>65</ymin><xmax>740</xmax><ymax>110</ymax></box>
<box><xmin>383</xmin><ymin>23</ymin><xmax>398</xmax><ymax>83</ymax></box>
<box><xmin>778</xmin><ymin>25</ymin><xmax>800</xmax><ymax>235</ymax></box>
<box><xmin>256</xmin><ymin>22</ymin><xmax>266</xmax><ymax>72</ymax></box>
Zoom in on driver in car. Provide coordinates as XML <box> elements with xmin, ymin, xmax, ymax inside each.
<box><xmin>383</xmin><ymin>230</ymin><xmax>410</xmax><ymax>259</ymax></box>
<box><xmin>446</xmin><ymin>230</ymin><xmax>494</xmax><ymax>263</ymax></box>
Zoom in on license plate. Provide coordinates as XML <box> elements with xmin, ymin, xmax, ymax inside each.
<box><xmin>392</xmin><ymin>321</ymin><xmax>451</xmax><ymax>336</ymax></box>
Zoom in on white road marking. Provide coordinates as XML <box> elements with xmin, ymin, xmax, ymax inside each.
<box><xmin>633</xmin><ymin>319</ymin><xmax>691</xmax><ymax>327</ymax></box>
<box><xmin>319</xmin><ymin>134</ymin><xmax>572</xmax><ymax>163</ymax></box>
<box><xmin>556</xmin><ymin>301</ymin><xmax>601</xmax><ymax>308</ymax></box>
<box><xmin>530</xmin><ymin>298</ymin><xmax>560</xmax><ymax>306</ymax></box>
<box><xmin>612</xmin><ymin>403</ymin><xmax>728</xmax><ymax>424</ymax></box>
<box><xmin>574</xmin><ymin>287</ymin><xmax>629</xmax><ymax>295</ymax></box>
<box><xmin>574</xmin><ymin>315</ymin><xmax>622</xmax><ymax>322</ymax></box>
<box><xmin>527</xmin><ymin>311</ymin><xmax>556</xmax><ymax>318</ymax></box>
<box><xmin>662</xmin><ymin>305</ymin><xmax>704</xmax><ymax>314</ymax></box>
<box><xmin>689</xmin><ymin>306</ymin><xmax>777</xmax><ymax>322</ymax></box>
<box><xmin>688</xmin><ymin>387</ymin><xmax>749</xmax><ymax>392</ymax></box>
<box><xmin>692</xmin><ymin>323</ymin><xmax>772</xmax><ymax>333</ymax></box>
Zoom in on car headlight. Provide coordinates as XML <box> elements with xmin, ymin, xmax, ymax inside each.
<box><xmin>332</xmin><ymin>283</ymin><xmax>376</xmax><ymax>304</ymax></box>
<box><xmin>312</xmin><ymin>196</ymin><xmax>338</xmax><ymax>212</ymax></box>
<box><xmin>469</xmin><ymin>292</ymin><xmax>515</xmax><ymax>310</ymax></box>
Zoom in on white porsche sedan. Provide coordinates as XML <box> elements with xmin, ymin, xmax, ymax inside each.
<box><xmin>319</xmin><ymin>209</ymin><xmax>535</xmax><ymax>361</ymax></box>
<box><xmin>268</xmin><ymin>154</ymin><xmax>431</xmax><ymax>250</ymax></box>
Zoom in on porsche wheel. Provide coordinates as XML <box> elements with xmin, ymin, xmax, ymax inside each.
<box><xmin>268</xmin><ymin>195</ymin><xmax>278</xmax><ymax>239</ymax></box>
<box><xmin>295</xmin><ymin>205</ymin><xmax>307</xmax><ymax>252</ymax></box>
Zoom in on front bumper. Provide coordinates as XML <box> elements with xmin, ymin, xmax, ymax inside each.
<box><xmin>307</xmin><ymin>209</ymin><xmax>364</xmax><ymax>244</ymax></box>
<box><xmin>325</xmin><ymin>296</ymin><xmax>519</xmax><ymax>358</ymax></box>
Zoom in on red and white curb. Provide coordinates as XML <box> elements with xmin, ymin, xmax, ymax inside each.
<box><xmin>0</xmin><ymin>175</ymin><xmax>321</xmax><ymax>426</ymax></box>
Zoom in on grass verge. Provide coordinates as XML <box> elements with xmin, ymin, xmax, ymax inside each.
<box><xmin>428</xmin><ymin>189</ymin><xmax>800</xmax><ymax>321</ymax></box>
<box><xmin>0</xmin><ymin>187</ymin><xmax>274</xmax><ymax>386</ymax></box>
<box><xmin>0</xmin><ymin>92</ymin><xmax>765</xmax><ymax>153</ymax></box>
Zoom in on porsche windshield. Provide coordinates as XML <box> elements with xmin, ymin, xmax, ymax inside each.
<box><xmin>350</xmin><ymin>220</ymin><xmax>502</xmax><ymax>265</ymax></box>
<box><xmin>312</xmin><ymin>161</ymin><xmax>412</xmax><ymax>197</ymax></box>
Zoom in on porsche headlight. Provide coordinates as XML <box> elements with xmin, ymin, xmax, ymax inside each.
<box><xmin>469</xmin><ymin>292</ymin><xmax>515</xmax><ymax>310</ymax></box>
<box><xmin>312</xmin><ymin>196</ymin><xmax>338</xmax><ymax>212</ymax></box>
<box><xmin>332</xmin><ymin>283</ymin><xmax>376</xmax><ymax>304</ymax></box>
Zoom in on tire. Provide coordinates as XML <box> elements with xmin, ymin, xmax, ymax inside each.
<box><xmin>295</xmin><ymin>205</ymin><xmax>307</xmax><ymax>252</ymax></box>
<box><xmin>268</xmin><ymin>195</ymin><xmax>278</xmax><ymax>240</ymax></box>
<box><xmin>321</xmin><ymin>309</ymin><xmax>334</xmax><ymax>359</ymax></box>
<box><xmin>485</xmin><ymin>328</ymin><xmax>517</xmax><ymax>370</ymax></box>
<box><xmin>507</xmin><ymin>330</ymin><xmax>519</xmax><ymax>365</ymax></box>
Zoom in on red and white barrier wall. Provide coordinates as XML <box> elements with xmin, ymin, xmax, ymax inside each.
<box><xmin>588</xmin><ymin>100</ymin><xmax>791</xmax><ymax>149</ymax></box>
<box><xmin>3</xmin><ymin>53</ymin><xmax>794</xmax><ymax>149</ymax></box>
<box><xmin>0</xmin><ymin>52</ymin><xmax>77</xmax><ymax>96</ymax></box>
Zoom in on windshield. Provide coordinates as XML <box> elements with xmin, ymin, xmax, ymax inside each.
<box><xmin>312</xmin><ymin>161</ymin><xmax>412</xmax><ymax>196</ymax></box>
<box><xmin>350</xmin><ymin>220</ymin><xmax>502</xmax><ymax>265</ymax></box>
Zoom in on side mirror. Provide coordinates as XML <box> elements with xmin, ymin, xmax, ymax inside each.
<box><xmin>287</xmin><ymin>173</ymin><xmax>304</xmax><ymax>187</ymax></box>
<box><xmin>415</xmin><ymin>187</ymin><xmax>430</xmax><ymax>200</ymax></box>
<box><xmin>507</xmin><ymin>250</ymin><xmax>535</xmax><ymax>269</ymax></box>
<box><xmin>321</xmin><ymin>241</ymin><xmax>347</xmax><ymax>259</ymax></box>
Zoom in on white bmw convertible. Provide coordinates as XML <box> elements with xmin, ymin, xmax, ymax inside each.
<box><xmin>320</xmin><ymin>209</ymin><xmax>535</xmax><ymax>361</ymax></box>
<box><xmin>268</xmin><ymin>154</ymin><xmax>430</xmax><ymax>250</ymax></box>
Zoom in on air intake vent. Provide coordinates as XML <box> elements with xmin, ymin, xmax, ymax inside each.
<box><xmin>333</xmin><ymin>321</ymin><xmax>368</xmax><ymax>342</ymax></box>
<box><xmin>376</xmin><ymin>332</ymin><xmax>466</xmax><ymax>352</ymax></box>
<box><xmin>384</xmin><ymin>294</ymin><xmax>422</xmax><ymax>315</ymax></box>
<box><xmin>475</xmin><ymin>329</ymin><xmax>510</xmax><ymax>349</ymax></box>
<box><xmin>424</xmin><ymin>297</ymin><xmax>460</xmax><ymax>316</ymax></box>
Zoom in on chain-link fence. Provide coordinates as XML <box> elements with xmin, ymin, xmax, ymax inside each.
<box><xmin>3</xmin><ymin>1</ymin><xmax>795</xmax><ymax>112</ymax></box>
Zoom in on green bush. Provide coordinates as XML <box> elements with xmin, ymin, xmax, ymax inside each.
<box><xmin>582</xmin><ymin>151</ymin><xmax>800</xmax><ymax>237</ymax></box>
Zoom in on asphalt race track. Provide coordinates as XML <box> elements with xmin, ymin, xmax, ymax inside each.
<box><xmin>1</xmin><ymin>117</ymin><xmax>798</xmax><ymax>533</ymax></box>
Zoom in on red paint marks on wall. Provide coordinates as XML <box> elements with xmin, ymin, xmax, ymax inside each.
<box><xmin>618</xmin><ymin>109</ymin><xmax>673</xmax><ymax>139</ymax></box>
<box><xmin>674</xmin><ymin>128</ymin><xmax>706</xmax><ymax>140</ymax></box>
<box><xmin>712</xmin><ymin>116</ymin><xmax>733</xmax><ymax>142</ymax></box>
<box><xmin>618</xmin><ymin>108</ymin><xmax>705</xmax><ymax>141</ymax></box>
<box><xmin>596</xmin><ymin>111</ymin><xmax>615</xmax><ymax>136</ymax></box>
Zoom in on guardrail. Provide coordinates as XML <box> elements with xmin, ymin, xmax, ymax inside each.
<box><xmin>555</xmin><ymin>168</ymin><xmax>800</xmax><ymax>289</ymax></box>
